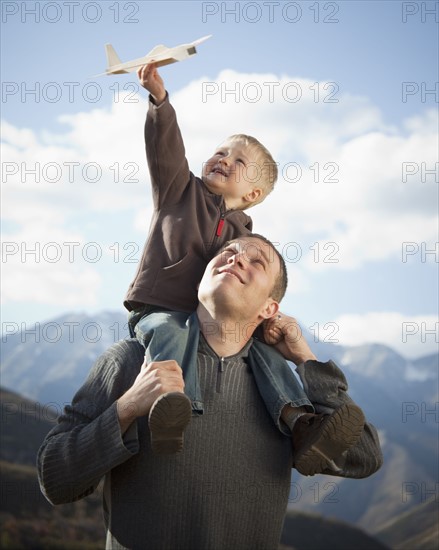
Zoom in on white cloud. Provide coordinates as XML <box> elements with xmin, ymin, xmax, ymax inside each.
<box><xmin>1</xmin><ymin>91</ymin><xmax>150</xmax><ymax>308</ymax></box>
<box><xmin>1</xmin><ymin>223</ymin><xmax>102</xmax><ymax>306</ymax></box>
<box><xmin>1</xmin><ymin>71</ymin><xmax>437</xmax><ymax>314</ymax></box>
<box><xmin>134</xmin><ymin>206</ymin><xmax>154</xmax><ymax>233</ymax></box>
<box><xmin>1</xmin><ymin>91</ymin><xmax>150</xmax><ymax>223</ymax></box>
<box><xmin>3</xmin><ymin>263</ymin><xmax>101</xmax><ymax>306</ymax></box>
<box><xmin>171</xmin><ymin>71</ymin><xmax>437</xmax><ymax>271</ymax></box>
<box><xmin>333</xmin><ymin>311</ymin><xmax>438</xmax><ymax>359</ymax></box>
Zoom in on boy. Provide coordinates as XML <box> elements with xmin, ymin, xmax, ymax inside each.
<box><xmin>124</xmin><ymin>64</ymin><xmax>365</xmax><ymax>473</ymax></box>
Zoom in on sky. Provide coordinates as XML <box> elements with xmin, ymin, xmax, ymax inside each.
<box><xmin>1</xmin><ymin>0</ymin><xmax>438</xmax><ymax>359</ymax></box>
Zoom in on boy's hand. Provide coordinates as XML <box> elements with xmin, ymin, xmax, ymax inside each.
<box><xmin>263</xmin><ymin>313</ymin><xmax>317</xmax><ymax>365</ymax></box>
<box><xmin>137</xmin><ymin>63</ymin><xmax>166</xmax><ymax>104</ymax></box>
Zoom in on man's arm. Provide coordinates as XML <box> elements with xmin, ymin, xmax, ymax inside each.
<box><xmin>265</xmin><ymin>315</ymin><xmax>384</xmax><ymax>478</ymax></box>
<box><xmin>137</xmin><ymin>63</ymin><xmax>191</xmax><ymax>208</ymax></box>
<box><xmin>37</xmin><ymin>341</ymin><xmax>185</xmax><ymax>504</ymax></box>
<box><xmin>37</xmin><ymin>344</ymin><xmax>139</xmax><ymax>504</ymax></box>
<box><xmin>295</xmin><ymin>359</ymin><xmax>383</xmax><ymax>478</ymax></box>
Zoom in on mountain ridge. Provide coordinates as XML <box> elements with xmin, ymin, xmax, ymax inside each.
<box><xmin>1</xmin><ymin>310</ymin><xmax>437</xmax><ymax>546</ymax></box>
<box><xmin>1</xmin><ymin>387</ymin><xmax>393</xmax><ymax>550</ymax></box>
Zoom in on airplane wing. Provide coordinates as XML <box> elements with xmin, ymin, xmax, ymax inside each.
<box><xmin>147</xmin><ymin>45</ymin><xmax>168</xmax><ymax>57</ymax></box>
<box><xmin>95</xmin><ymin>35</ymin><xmax>212</xmax><ymax>76</ymax></box>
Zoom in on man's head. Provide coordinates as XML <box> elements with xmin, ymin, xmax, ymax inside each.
<box><xmin>197</xmin><ymin>234</ymin><xmax>288</xmax><ymax>325</ymax></box>
<box><xmin>201</xmin><ymin>135</ymin><xmax>278</xmax><ymax>211</ymax></box>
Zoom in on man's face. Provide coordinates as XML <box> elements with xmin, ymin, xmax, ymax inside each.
<box><xmin>198</xmin><ymin>237</ymin><xmax>281</xmax><ymax>321</ymax></box>
<box><xmin>201</xmin><ymin>140</ymin><xmax>263</xmax><ymax>209</ymax></box>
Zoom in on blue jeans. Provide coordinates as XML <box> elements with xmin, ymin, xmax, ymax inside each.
<box><xmin>129</xmin><ymin>308</ymin><xmax>313</xmax><ymax>431</ymax></box>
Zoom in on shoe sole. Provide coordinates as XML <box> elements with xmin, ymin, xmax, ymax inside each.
<box><xmin>294</xmin><ymin>403</ymin><xmax>365</xmax><ymax>476</ymax></box>
<box><xmin>148</xmin><ymin>392</ymin><xmax>192</xmax><ymax>454</ymax></box>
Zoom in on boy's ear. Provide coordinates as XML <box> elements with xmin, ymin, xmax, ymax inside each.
<box><xmin>244</xmin><ymin>187</ymin><xmax>263</xmax><ymax>204</ymax></box>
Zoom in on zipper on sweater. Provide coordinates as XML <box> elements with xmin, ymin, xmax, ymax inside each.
<box><xmin>216</xmin><ymin>213</ymin><xmax>225</xmax><ymax>237</ymax></box>
<box><xmin>216</xmin><ymin>357</ymin><xmax>225</xmax><ymax>393</ymax></box>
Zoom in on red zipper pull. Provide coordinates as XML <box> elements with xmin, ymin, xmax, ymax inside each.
<box><xmin>216</xmin><ymin>218</ymin><xmax>225</xmax><ymax>236</ymax></box>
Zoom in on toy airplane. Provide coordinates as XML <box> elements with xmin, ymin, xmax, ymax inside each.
<box><xmin>96</xmin><ymin>35</ymin><xmax>212</xmax><ymax>76</ymax></box>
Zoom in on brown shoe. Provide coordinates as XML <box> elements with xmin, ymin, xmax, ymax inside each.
<box><xmin>292</xmin><ymin>403</ymin><xmax>365</xmax><ymax>476</ymax></box>
<box><xmin>148</xmin><ymin>392</ymin><xmax>192</xmax><ymax>454</ymax></box>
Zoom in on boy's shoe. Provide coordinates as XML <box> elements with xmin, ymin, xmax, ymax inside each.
<box><xmin>292</xmin><ymin>403</ymin><xmax>365</xmax><ymax>476</ymax></box>
<box><xmin>148</xmin><ymin>392</ymin><xmax>192</xmax><ymax>454</ymax></box>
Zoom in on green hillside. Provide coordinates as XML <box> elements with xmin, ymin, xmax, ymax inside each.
<box><xmin>1</xmin><ymin>388</ymin><xmax>106</xmax><ymax>548</ymax></box>
<box><xmin>281</xmin><ymin>509</ymin><xmax>390</xmax><ymax>550</ymax></box>
<box><xmin>3</xmin><ymin>385</ymin><xmax>433</xmax><ymax>550</ymax></box>
<box><xmin>1</xmin><ymin>388</ymin><xmax>57</xmax><ymax>465</ymax></box>
<box><xmin>0</xmin><ymin>461</ymin><xmax>105</xmax><ymax>549</ymax></box>
<box><xmin>376</xmin><ymin>499</ymin><xmax>439</xmax><ymax>550</ymax></box>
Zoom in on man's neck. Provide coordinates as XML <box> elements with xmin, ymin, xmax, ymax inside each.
<box><xmin>196</xmin><ymin>305</ymin><xmax>256</xmax><ymax>358</ymax></box>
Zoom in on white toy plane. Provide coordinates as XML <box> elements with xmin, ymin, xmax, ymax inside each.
<box><xmin>96</xmin><ymin>35</ymin><xmax>212</xmax><ymax>76</ymax></box>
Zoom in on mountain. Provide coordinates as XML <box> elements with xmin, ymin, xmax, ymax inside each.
<box><xmin>0</xmin><ymin>460</ymin><xmax>105</xmax><ymax>550</ymax></box>
<box><xmin>1</xmin><ymin>387</ymin><xmax>390</xmax><ymax>550</ymax></box>
<box><xmin>285</xmin><ymin>343</ymin><xmax>437</xmax><ymax>535</ymax></box>
<box><xmin>1</xmin><ymin>310</ymin><xmax>438</xmax><ymax>546</ymax></box>
<box><xmin>0</xmin><ymin>388</ymin><xmax>57</xmax><ymax>465</ymax></box>
<box><xmin>375</xmin><ymin>499</ymin><xmax>439</xmax><ymax>550</ymax></box>
<box><xmin>2</xmin><ymin>311</ymin><xmax>437</xmax><ymax>409</ymax></box>
<box><xmin>0</xmin><ymin>388</ymin><xmax>105</xmax><ymax>549</ymax></box>
<box><xmin>281</xmin><ymin>509</ymin><xmax>390</xmax><ymax>550</ymax></box>
<box><xmin>1</xmin><ymin>311</ymin><xmax>129</xmax><ymax>406</ymax></box>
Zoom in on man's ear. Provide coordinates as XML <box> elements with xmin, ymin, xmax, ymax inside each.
<box><xmin>244</xmin><ymin>187</ymin><xmax>263</xmax><ymax>205</ymax></box>
<box><xmin>259</xmin><ymin>298</ymin><xmax>279</xmax><ymax>320</ymax></box>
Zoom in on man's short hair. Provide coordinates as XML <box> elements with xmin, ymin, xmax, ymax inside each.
<box><xmin>248</xmin><ymin>233</ymin><xmax>288</xmax><ymax>302</ymax></box>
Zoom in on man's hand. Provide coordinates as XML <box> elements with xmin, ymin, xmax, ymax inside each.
<box><xmin>117</xmin><ymin>358</ymin><xmax>185</xmax><ymax>433</ymax></box>
<box><xmin>263</xmin><ymin>313</ymin><xmax>317</xmax><ymax>365</ymax></box>
<box><xmin>137</xmin><ymin>63</ymin><xmax>166</xmax><ymax>104</ymax></box>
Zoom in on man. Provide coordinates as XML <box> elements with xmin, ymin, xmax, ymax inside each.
<box><xmin>37</xmin><ymin>235</ymin><xmax>383</xmax><ymax>550</ymax></box>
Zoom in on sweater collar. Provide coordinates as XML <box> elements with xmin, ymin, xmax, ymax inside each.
<box><xmin>198</xmin><ymin>331</ymin><xmax>253</xmax><ymax>361</ymax></box>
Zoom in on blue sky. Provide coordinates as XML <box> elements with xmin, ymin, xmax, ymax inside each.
<box><xmin>1</xmin><ymin>0</ymin><xmax>438</xmax><ymax>358</ymax></box>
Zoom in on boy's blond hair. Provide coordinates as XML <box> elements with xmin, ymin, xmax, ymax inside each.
<box><xmin>227</xmin><ymin>134</ymin><xmax>278</xmax><ymax>208</ymax></box>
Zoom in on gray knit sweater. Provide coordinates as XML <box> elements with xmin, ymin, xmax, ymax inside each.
<box><xmin>37</xmin><ymin>338</ymin><xmax>382</xmax><ymax>550</ymax></box>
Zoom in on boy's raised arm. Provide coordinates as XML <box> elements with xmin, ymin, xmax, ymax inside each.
<box><xmin>137</xmin><ymin>63</ymin><xmax>191</xmax><ymax>207</ymax></box>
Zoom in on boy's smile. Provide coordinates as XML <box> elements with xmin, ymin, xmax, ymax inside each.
<box><xmin>210</xmin><ymin>165</ymin><xmax>228</xmax><ymax>178</ymax></box>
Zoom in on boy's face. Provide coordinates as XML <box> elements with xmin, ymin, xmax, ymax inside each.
<box><xmin>202</xmin><ymin>140</ymin><xmax>263</xmax><ymax>209</ymax></box>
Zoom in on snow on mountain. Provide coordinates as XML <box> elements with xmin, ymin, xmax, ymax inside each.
<box><xmin>1</xmin><ymin>310</ymin><xmax>436</xmax><ymax>407</ymax></box>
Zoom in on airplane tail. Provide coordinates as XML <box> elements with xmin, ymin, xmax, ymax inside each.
<box><xmin>105</xmin><ymin>44</ymin><xmax>127</xmax><ymax>74</ymax></box>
